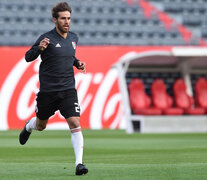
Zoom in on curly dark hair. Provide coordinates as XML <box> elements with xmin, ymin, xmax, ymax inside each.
<box><xmin>52</xmin><ymin>2</ymin><xmax>72</xmax><ymax>19</ymax></box>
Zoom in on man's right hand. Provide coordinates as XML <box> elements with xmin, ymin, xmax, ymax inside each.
<box><xmin>39</xmin><ymin>38</ymin><xmax>50</xmax><ymax>51</ymax></box>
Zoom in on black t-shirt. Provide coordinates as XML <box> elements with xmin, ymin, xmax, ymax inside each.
<box><xmin>25</xmin><ymin>28</ymin><xmax>80</xmax><ymax>92</ymax></box>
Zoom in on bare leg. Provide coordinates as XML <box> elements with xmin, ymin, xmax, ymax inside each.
<box><xmin>19</xmin><ymin>117</ymin><xmax>48</xmax><ymax>145</ymax></box>
<box><xmin>26</xmin><ymin>117</ymin><xmax>48</xmax><ymax>132</ymax></box>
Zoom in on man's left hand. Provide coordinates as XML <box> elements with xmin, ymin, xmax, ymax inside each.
<box><xmin>77</xmin><ymin>61</ymin><xmax>86</xmax><ymax>73</ymax></box>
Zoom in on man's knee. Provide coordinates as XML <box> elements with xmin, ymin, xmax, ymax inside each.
<box><xmin>36</xmin><ymin>118</ymin><xmax>48</xmax><ymax>131</ymax></box>
<box><xmin>36</xmin><ymin>124</ymin><xmax>46</xmax><ymax>131</ymax></box>
<box><xmin>67</xmin><ymin>117</ymin><xmax>80</xmax><ymax>129</ymax></box>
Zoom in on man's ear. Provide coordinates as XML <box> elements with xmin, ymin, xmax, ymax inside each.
<box><xmin>52</xmin><ymin>17</ymin><xmax>57</xmax><ymax>24</ymax></box>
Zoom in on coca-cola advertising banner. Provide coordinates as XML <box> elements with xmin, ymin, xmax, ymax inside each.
<box><xmin>0</xmin><ymin>46</ymin><xmax>172</xmax><ymax>130</ymax></box>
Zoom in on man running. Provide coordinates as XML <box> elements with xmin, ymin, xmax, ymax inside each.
<box><xmin>19</xmin><ymin>1</ymin><xmax>88</xmax><ymax>176</ymax></box>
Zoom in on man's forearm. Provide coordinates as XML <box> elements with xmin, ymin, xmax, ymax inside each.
<box><xmin>25</xmin><ymin>46</ymin><xmax>42</xmax><ymax>62</ymax></box>
<box><xmin>73</xmin><ymin>56</ymin><xmax>80</xmax><ymax>68</ymax></box>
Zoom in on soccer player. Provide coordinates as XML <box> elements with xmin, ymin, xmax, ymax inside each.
<box><xmin>19</xmin><ymin>2</ymin><xmax>88</xmax><ymax>176</ymax></box>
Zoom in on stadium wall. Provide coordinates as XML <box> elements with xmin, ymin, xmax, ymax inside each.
<box><xmin>0</xmin><ymin>46</ymin><xmax>198</xmax><ymax>130</ymax></box>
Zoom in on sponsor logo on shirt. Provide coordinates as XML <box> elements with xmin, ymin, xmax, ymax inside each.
<box><xmin>55</xmin><ymin>43</ymin><xmax>61</xmax><ymax>47</ymax></box>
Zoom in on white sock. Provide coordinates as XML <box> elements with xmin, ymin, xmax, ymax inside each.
<box><xmin>71</xmin><ymin>127</ymin><xmax>84</xmax><ymax>166</ymax></box>
<box><xmin>26</xmin><ymin>117</ymin><xmax>37</xmax><ymax>132</ymax></box>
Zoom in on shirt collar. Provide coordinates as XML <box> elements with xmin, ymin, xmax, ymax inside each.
<box><xmin>53</xmin><ymin>28</ymin><xmax>69</xmax><ymax>39</ymax></box>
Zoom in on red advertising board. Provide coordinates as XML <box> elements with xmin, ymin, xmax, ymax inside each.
<box><xmin>0</xmin><ymin>46</ymin><xmax>172</xmax><ymax>130</ymax></box>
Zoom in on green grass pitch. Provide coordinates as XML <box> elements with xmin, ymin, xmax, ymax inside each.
<box><xmin>0</xmin><ymin>130</ymin><xmax>207</xmax><ymax>180</ymax></box>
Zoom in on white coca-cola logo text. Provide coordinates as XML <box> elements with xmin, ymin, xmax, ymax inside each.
<box><xmin>0</xmin><ymin>57</ymin><xmax>123</xmax><ymax>130</ymax></box>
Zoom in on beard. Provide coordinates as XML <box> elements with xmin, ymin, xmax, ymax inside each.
<box><xmin>57</xmin><ymin>22</ymin><xmax>69</xmax><ymax>34</ymax></box>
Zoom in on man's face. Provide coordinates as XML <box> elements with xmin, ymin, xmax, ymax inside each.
<box><xmin>54</xmin><ymin>11</ymin><xmax>71</xmax><ymax>33</ymax></box>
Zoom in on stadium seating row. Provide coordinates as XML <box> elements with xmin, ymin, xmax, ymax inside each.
<box><xmin>0</xmin><ymin>0</ymin><xmax>206</xmax><ymax>45</ymax></box>
<box><xmin>126</xmin><ymin>71</ymin><xmax>181</xmax><ymax>96</ymax></box>
<box><xmin>128</xmin><ymin>77</ymin><xmax>207</xmax><ymax>115</ymax></box>
<box><xmin>148</xmin><ymin>0</ymin><xmax>207</xmax><ymax>43</ymax></box>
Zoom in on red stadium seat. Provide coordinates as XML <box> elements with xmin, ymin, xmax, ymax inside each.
<box><xmin>151</xmin><ymin>79</ymin><xmax>183</xmax><ymax>115</ymax></box>
<box><xmin>173</xmin><ymin>78</ymin><xmax>205</xmax><ymax>115</ymax></box>
<box><xmin>195</xmin><ymin>77</ymin><xmax>207</xmax><ymax>113</ymax></box>
<box><xmin>128</xmin><ymin>78</ymin><xmax>162</xmax><ymax>115</ymax></box>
